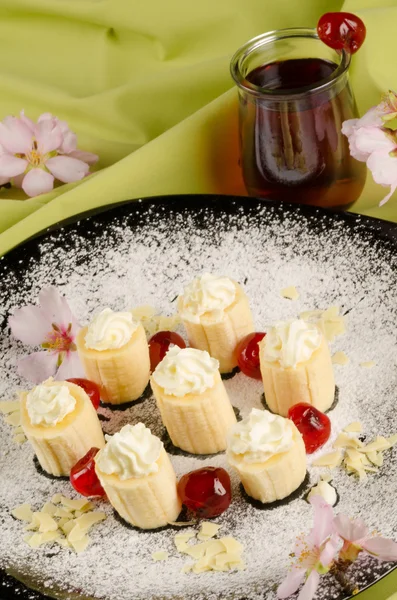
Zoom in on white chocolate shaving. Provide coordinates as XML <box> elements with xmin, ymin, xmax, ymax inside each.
<box><xmin>343</xmin><ymin>422</ymin><xmax>363</xmax><ymax>433</ymax></box>
<box><xmin>280</xmin><ymin>286</ymin><xmax>299</xmax><ymax>301</ymax></box>
<box><xmin>152</xmin><ymin>551</ymin><xmax>169</xmax><ymax>561</ymax></box>
<box><xmin>0</xmin><ymin>399</ymin><xmax>20</xmax><ymax>414</ymax></box>
<box><xmin>312</xmin><ymin>450</ymin><xmax>343</xmax><ymax>468</ymax></box>
<box><xmin>332</xmin><ymin>351</ymin><xmax>349</xmax><ymax>365</ymax></box>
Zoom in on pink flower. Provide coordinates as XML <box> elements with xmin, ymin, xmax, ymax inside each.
<box><xmin>277</xmin><ymin>496</ymin><xmax>340</xmax><ymax>600</ymax></box>
<box><xmin>8</xmin><ymin>287</ymin><xmax>84</xmax><ymax>383</ymax></box>
<box><xmin>342</xmin><ymin>112</ymin><xmax>397</xmax><ymax>206</ymax></box>
<box><xmin>334</xmin><ymin>514</ymin><xmax>397</xmax><ymax>562</ymax></box>
<box><xmin>0</xmin><ymin>111</ymin><xmax>98</xmax><ymax>197</ymax></box>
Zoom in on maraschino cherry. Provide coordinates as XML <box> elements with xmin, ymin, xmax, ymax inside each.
<box><xmin>70</xmin><ymin>447</ymin><xmax>105</xmax><ymax>497</ymax></box>
<box><xmin>288</xmin><ymin>403</ymin><xmax>331</xmax><ymax>454</ymax></box>
<box><xmin>67</xmin><ymin>378</ymin><xmax>101</xmax><ymax>410</ymax></box>
<box><xmin>317</xmin><ymin>12</ymin><xmax>366</xmax><ymax>54</ymax></box>
<box><xmin>148</xmin><ymin>331</ymin><xmax>186</xmax><ymax>372</ymax></box>
<box><xmin>177</xmin><ymin>467</ymin><xmax>232</xmax><ymax>518</ymax></box>
<box><xmin>235</xmin><ymin>332</ymin><xmax>266</xmax><ymax>379</ymax></box>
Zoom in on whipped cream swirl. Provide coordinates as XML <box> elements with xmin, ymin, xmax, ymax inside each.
<box><xmin>262</xmin><ymin>319</ymin><xmax>322</xmax><ymax>368</ymax></box>
<box><xmin>26</xmin><ymin>380</ymin><xmax>76</xmax><ymax>426</ymax></box>
<box><xmin>85</xmin><ymin>308</ymin><xmax>138</xmax><ymax>351</ymax></box>
<box><xmin>227</xmin><ymin>408</ymin><xmax>294</xmax><ymax>464</ymax></box>
<box><xmin>151</xmin><ymin>346</ymin><xmax>219</xmax><ymax>397</ymax></box>
<box><xmin>95</xmin><ymin>423</ymin><xmax>163</xmax><ymax>480</ymax></box>
<box><xmin>178</xmin><ymin>273</ymin><xmax>236</xmax><ymax>323</ymax></box>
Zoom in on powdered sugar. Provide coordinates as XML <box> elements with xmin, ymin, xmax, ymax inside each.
<box><xmin>0</xmin><ymin>198</ymin><xmax>396</xmax><ymax>600</ymax></box>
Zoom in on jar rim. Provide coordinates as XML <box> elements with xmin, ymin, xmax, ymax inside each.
<box><xmin>230</xmin><ymin>27</ymin><xmax>351</xmax><ymax>99</ymax></box>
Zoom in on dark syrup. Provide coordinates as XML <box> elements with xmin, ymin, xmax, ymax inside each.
<box><xmin>241</xmin><ymin>58</ymin><xmax>366</xmax><ymax>208</ymax></box>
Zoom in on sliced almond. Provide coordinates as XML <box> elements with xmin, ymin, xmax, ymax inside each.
<box><xmin>387</xmin><ymin>434</ymin><xmax>397</xmax><ymax>447</ymax></box>
<box><xmin>0</xmin><ymin>399</ymin><xmax>20</xmax><ymax>414</ymax></box>
<box><xmin>61</xmin><ymin>520</ymin><xmax>76</xmax><ymax>536</ymax></box>
<box><xmin>334</xmin><ymin>433</ymin><xmax>362</xmax><ymax>449</ymax></box>
<box><xmin>197</xmin><ymin>522</ymin><xmax>221</xmax><ymax>541</ymax></box>
<box><xmin>70</xmin><ymin>535</ymin><xmax>90</xmax><ymax>553</ymax></box>
<box><xmin>5</xmin><ymin>411</ymin><xmax>21</xmax><ymax>426</ymax></box>
<box><xmin>55</xmin><ymin>507</ymin><xmax>72</xmax><ymax>519</ymax></box>
<box><xmin>60</xmin><ymin>497</ymin><xmax>94</xmax><ymax>511</ymax></box>
<box><xmin>220</xmin><ymin>537</ymin><xmax>244</xmax><ymax>555</ymax></box>
<box><xmin>359</xmin><ymin>436</ymin><xmax>391</xmax><ymax>453</ymax></box>
<box><xmin>332</xmin><ymin>351</ymin><xmax>349</xmax><ymax>365</ymax></box>
<box><xmin>40</xmin><ymin>531</ymin><xmax>61</xmax><ymax>543</ymax></box>
<box><xmin>11</xmin><ymin>504</ymin><xmax>33</xmax><ymax>522</ymax></box>
<box><xmin>343</xmin><ymin>422</ymin><xmax>363</xmax><ymax>434</ymax></box>
<box><xmin>32</xmin><ymin>512</ymin><xmax>58</xmax><ymax>533</ymax></box>
<box><xmin>13</xmin><ymin>433</ymin><xmax>27</xmax><ymax>444</ymax></box>
<box><xmin>42</xmin><ymin>502</ymin><xmax>57</xmax><ymax>516</ymax></box>
<box><xmin>204</xmin><ymin>541</ymin><xmax>225</xmax><ymax>558</ymax></box>
<box><xmin>68</xmin><ymin>523</ymin><xmax>86</xmax><ymax>543</ymax></box>
<box><xmin>366</xmin><ymin>451</ymin><xmax>383</xmax><ymax>467</ymax></box>
<box><xmin>51</xmin><ymin>494</ymin><xmax>63</xmax><ymax>505</ymax></box>
<box><xmin>26</xmin><ymin>533</ymin><xmax>44</xmax><ymax>548</ymax></box>
<box><xmin>312</xmin><ymin>450</ymin><xmax>343</xmax><ymax>468</ymax></box>
<box><xmin>152</xmin><ymin>551</ymin><xmax>169</xmax><ymax>561</ymax></box>
<box><xmin>73</xmin><ymin>511</ymin><xmax>106</xmax><ymax>532</ymax></box>
<box><xmin>280</xmin><ymin>286</ymin><xmax>299</xmax><ymax>301</ymax></box>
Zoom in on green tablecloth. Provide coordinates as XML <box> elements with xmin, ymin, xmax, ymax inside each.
<box><xmin>0</xmin><ymin>0</ymin><xmax>396</xmax><ymax>598</ymax></box>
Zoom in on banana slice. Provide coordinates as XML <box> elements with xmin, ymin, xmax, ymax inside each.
<box><xmin>227</xmin><ymin>409</ymin><xmax>306</xmax><ymax>503</ymax></box>
<box><xmin>76</xmin><ymin>322</ymin><xmax>150</xmax><ymax>404</ymax></box>
<box><xmin>177</xmin><ymin>275</ymin><xmax>254</xmax><ymax>373</ymax></box>
<box><xmin>259</xmin><ymin>320</ymin><xmax>335</xmax><ymax>417</ymax></box>
<box><xmin>95</xmin><ymin>426</ymin><xmax>181</xmax><ymax>530</ymax></box>
<box><xmin>151</xmin><ymin>347</ymin><xmax>237</xmax><ymax>454</ymax></box>
<box><xmin>20</xmin><ymin>380</ymin><xmax>105</xmax><ymax>477</ymax></box>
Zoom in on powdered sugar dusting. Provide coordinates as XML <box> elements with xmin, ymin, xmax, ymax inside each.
<box><xmin>0</xmin><ymin>198</ymin><xmax>396</xmax><ymax>600</ymax></box>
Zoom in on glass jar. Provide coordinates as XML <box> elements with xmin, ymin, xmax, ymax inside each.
<box><xmin>230</xmin><ymin>28</ymin><xmax>366</xmax><ymax>209</ymax></box>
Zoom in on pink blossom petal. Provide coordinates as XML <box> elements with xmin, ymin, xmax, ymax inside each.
<box><xmin>38</xmin><ymin>287</ymin><xmax>77</xmax><ymax>331</ymax></box>
<box><xmin>333</xmin><ymin>514</ymin><xmax>369</xmax><ymax>543</ymax></box>
<box><xmin>38</xmin><ymin>112</ymin><xmax>54</xmax><ymax>123</ymax></box>
<box><xmin>0</xmin><ymin>117</ymin><xmax>32</xmax><ymax>154</ymax></box>
<box><xmin>60</xmin><ymin>130</ymin><xmax>77</xmax><ymax>154</ymax></box>
<box><xmin>17</xmin><ymin>351</ymin><xmax>58</xmax><ymax>384</ymax></box>
<box><xmin>363</xmin><ymin>537</ymin><xmax>397</xmax><ymax>561</ymax></box>
<box><xmin>367</xmin><ymin>150</ymin><xmax>397</xmax><ymax>186</ymax></box>
<box><xmin>277</xmin><ymin>568</ymin><xmax>306</xmax><ymax>598</ymax></box>
<box><xmin>0</xmin><ymin>175</ymin><xmax>9</xmax><ymax>185</ymax></box>
<box><xmin>0</xmin><ymin>154</ymin><xmax>28</xmax><ymax>177</ymax></box>
<box><xmin>357</xmin><ymin>106</ymin><xmax>385</xmax><ymax>128</ymax></box>
<box><xmin>19</xmin><ymin>110</ymin><xmax>36</xmax><ymax>132</ymax></box>
<box><xmin>341</xmin><ymin>118</ymin><xmax>358</xmax><ymax>137</ymax></box>
<box><xmin>379</xmin><ymin>184</ymin><xmax>397</xmax><ymax>207</ymax></box>
<box><xmin>309</xmin><ymin>495</ymin><xmax>335</xmax><ymax>547</ymax></box>
<box><xmin>22</xmin><ymin>168</ymin><xmax>54</xmax><ymax>197</ymax></box>
<box><xmin>9</xmin><ymin>304</ymin><xmax>50</xmax><ymax>345</ymax></box>
<box><xmin>55</xmin><ymin>351</ymin><xmax>85</xmax><ymax>380</ymax></box>
<box><xmin>319</xmin><ymin>533</ymin><xmax>340</xmax><ymax>567</ymax></box>
<box><xmin>68</xmin><ymin>149</ymin><xmax>98</xmax><ymax>165</ymax></box>
<box><xmin>46</xmin><ymin>155</ymin><xmax>89</xmax><ymax>183</ymax></box>
<box><xmin>298</xmin><ymin>570</ymin><xmax>320</xmax><ymax>600</ymax></box>
<box><xmin>354</xmin><ymin>127</ymin><xmax>395</xmax><ymax>155</ymax></box>
<box><xmin>35</xmin><ymin>120</ymin><xmax>63</xmax><ymax>154</ymax></box>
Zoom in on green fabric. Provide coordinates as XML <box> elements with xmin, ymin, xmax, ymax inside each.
<box><xmin>0</xmin><ymin>1</ymin><xmax>396</xmax><ymax>597</ymax></box>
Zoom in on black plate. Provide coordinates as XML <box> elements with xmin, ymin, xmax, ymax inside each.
<box><xmin>1</xmin><ymin>195</ymin><xmax>397</xmax><ymax>600</ymax></box>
